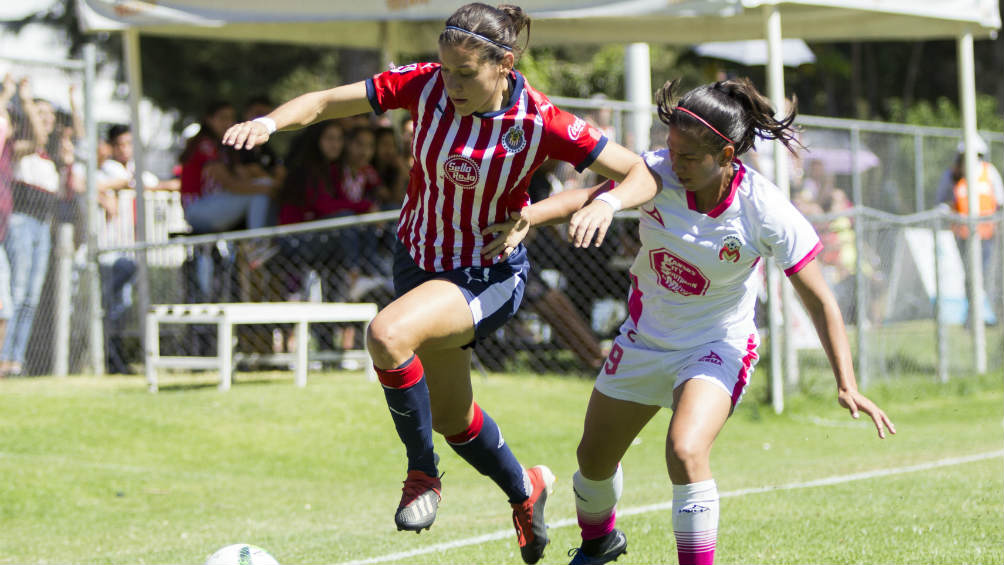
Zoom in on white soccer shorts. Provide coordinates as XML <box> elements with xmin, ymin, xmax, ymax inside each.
<box><xmin>594</xmin><ymin>331</ymin><xmax>759</xmax><ymax>409</ymax></box>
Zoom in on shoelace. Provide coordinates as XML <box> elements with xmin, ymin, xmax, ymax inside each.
<box><xmin>511</xmin><ymin>499</ymin><xmax>534</xmax><ymax>546</ymax></box>
<box><xmin>401</xmin><ymin>474</ymin><xmax>440</xmax><ymax>505</ymax></box>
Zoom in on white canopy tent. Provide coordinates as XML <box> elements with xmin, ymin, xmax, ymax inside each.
<box><xmin>694</xmin><ymin>38</ymin><xmax>816</xmax><ymax>67</ymax></box>
<box><xmin>78</xmin><ymin>1</ymin><xmax>999</xmax><ymax>47</ymax></box>
<box><xmin>77</xmin><ymin>0</ymin><xmax>1000</xmax><ymax>392</ymax></box>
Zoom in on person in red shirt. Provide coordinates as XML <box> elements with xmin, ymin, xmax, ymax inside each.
<box><xmin>277</xmin><ymin>120</ymin><xmax>344</xmax><ymax>225</ymax></box>
<box><xmin>372</xmin><ymin>125</ymin><xmax>408</xmax><ymax>209</ymax></box>
<box><xmin>223</xmin><ymin>4</ymin><xmax>656</xmax><ymax>562</ymax></box>
<box><xmin>179</xmin><ymin>101</ymin><xmax>273</xmax><ymax>234</ymax></box>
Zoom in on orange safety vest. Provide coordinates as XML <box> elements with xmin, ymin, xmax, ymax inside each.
<box><xmin>952</xmin><ymin>162</ymin><xmax>998</xmax><ymax>240</ymax></box>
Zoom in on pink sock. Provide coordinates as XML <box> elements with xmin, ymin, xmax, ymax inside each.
<box><xmin>573</xmin><ymin>467</ymin><xmax>623</xmax><ymax>540</ymax></box>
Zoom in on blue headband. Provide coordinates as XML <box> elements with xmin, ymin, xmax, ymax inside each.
<box><xmin>444</xmin><ymin>25</ymin><xmax>513</xmax><ymax>51</ymax></box>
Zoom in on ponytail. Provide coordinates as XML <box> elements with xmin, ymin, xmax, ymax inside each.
<box><xmin>656</xmin><ymin>77</ymin><xmax>800</xmax><ymax>157</ymax></box>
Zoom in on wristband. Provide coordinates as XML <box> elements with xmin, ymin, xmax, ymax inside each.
<box><xmin>593</xmin><ymin>192</ymin><xmax>622</xmax><ymax>212</ymax></box>
<box><xmin>252</xmin><ymin>116</ymin><xmax>277</xmax><ymax>134</ymax></box>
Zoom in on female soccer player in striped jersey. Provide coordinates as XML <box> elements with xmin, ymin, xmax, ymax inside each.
<box><xmin>484</xmin><ymin>77</ymin><xmax>896</xmax><ymax>565</ymax></box>
<box><xmin>223</xmin><ymin>4</ymin><xmax>655</xmax><ymax>563</ymax></box>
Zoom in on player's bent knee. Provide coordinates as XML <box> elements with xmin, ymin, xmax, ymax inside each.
<box><xmin>667</xmin><ymin>437</ymin><xmax>709</xmax><ymax>470</ymax></box>
<box><xmin>576</xmin><ymin>440</ymin><xmax>620</xmax><ymax>479</ymax></box>
<box><xmin>366</xmin><ymin>317</ymin><xmax>410</xmax><ymax>359</ymax></box>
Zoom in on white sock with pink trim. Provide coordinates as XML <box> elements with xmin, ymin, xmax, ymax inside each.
<box><xmin>672</xmin><ymin>478</ymin><xmax>719</xmax><ymax>565</ymax></box>
<box><xmin>573</xmin><ymin>465</ymin><xmax>623</xmax><ymax>541</ymax></box>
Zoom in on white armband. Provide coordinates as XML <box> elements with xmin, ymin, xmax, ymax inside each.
<box><xmin>593</xmin><ymin>192</ymin><xmax>622</xmax><ymax>212</ymax></box>
<box><xmin>252</xmin><ymin>116</ymin><xmax>277</xmax><ymax>134</ymax></box>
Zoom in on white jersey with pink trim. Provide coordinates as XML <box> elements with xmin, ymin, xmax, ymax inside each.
<box><xmin>622</xmin><ymin>148</ymin><xmax>822</xmax><ymax>351</ymax></box>
<box><xmin>366</xmin><ymin>63</ymin><xmax>607</xmax><ymax>272</ymax></box>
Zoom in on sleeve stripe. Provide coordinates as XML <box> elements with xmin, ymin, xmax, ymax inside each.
<box><xmin>365</xmin><ymin>78</ymin><xmax>384</xmax><ymax>115</ymax></box>
<box><xmin>784</xmin><ymin>241</ymin><xmax>822</xmax><ymax>276</ymax></box>
<box><xmin>575</xmin><ymin>135</ymin><xmax>608</xmax><ymax>173</ymax></box>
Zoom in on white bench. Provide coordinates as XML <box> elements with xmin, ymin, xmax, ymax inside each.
<box><xmin>145</xmin><ymin>302</ymin><xmax>378</xmax><ymax>392</ymax></box>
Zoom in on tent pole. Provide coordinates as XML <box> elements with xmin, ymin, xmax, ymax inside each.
<box><xmin>122</xmin><ymin>29</ymin><xmax>152</xmax><ymax>359</ymax></box>
<box><xmin>380</xmin><ymin>21</ymin><xmax>400</xmax><ymax>70</ymax></box>
<box><xmin>957</xmin><ymin>31</ymin><xmax>987</xmax><ymax>374</ymax></box>
<box><xmin>624</xmin><ymin>43</ymin><xmax>651</xmax><ymax>155</ymax></box>
<box><xmin>83</xmin><ymin>43</ymin><xmax>105</xmax><ymax>375</ymax></box>
<box><xmin>764</xmin><ymin>4</ymin><xmax>793</xmax><ymax>412</ymax></box>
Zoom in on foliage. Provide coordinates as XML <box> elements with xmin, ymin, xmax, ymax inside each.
<box><xmin>519</xmin><ymin>44</ymin><xmax>704</xmax><ymax>99</ymax></box>
<box><xmin>887</xmin><ymin>94</ymin><xmax>1004</xmax><ymax>132</ymax></box>
<box><xmin>138</xmin><ymin>37</ymin><xmax>338</xmax><ymax>128</ymax></box>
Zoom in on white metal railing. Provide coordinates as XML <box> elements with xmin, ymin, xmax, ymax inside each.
<box><xmin>99</xmin><ymin>189</ymin><xmax>188</xmax><ymax>267</ymax></box>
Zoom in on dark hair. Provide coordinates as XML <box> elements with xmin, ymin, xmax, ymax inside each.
<box><xmin>373</xmin><ymin>126</ymin><xmax>398</xmax><ymax>151</ymax></box>
<box><xmin>440</xmin><ymin>3</ymin><xmax>531</xmax><ymax>63</ymax></box>
<box><xmin>344</xmin><ymin>125</ymin><xmax>374</xmax><ymax>144</ymax></box>
<box><xmin>179</xmin><ymin>100</ymin><xmax>234</xmax><ymax>164</ymax></box>
<box><xmin>656</xmin><ymin>78</ymin><xmax>800</xmax><ymax>157</ymax></box>
<box><xmin>106</xmin><ymin>123</ymin><xmax>130</xmax><ymax>144</ymax></box>
<box><xmin>279</xmin><ymin>120</ymin><xmax>342</xmax><ymax>205</ymax></box>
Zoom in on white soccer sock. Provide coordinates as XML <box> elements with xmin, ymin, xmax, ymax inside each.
<box><xmin>573</xmin><ymin>466</ymin><xmax>623</xmax><ymax>540</ymax></box>
<box><xmin>672</xmin><ymin>478</ymin><xmax>719</xmax><ymax>565</ymax></box>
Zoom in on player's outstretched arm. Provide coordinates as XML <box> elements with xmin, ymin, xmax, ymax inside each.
<box><xmin>568</xmin><ymin>143</ymin><xmax>658</xmax><ymax>248</ymax></box>
<box><xmin>480</xmin><ymin>185</ymin><xmax>596</xmax><ymax>260</ymax></box>
<box><xmin>223</xmin><ymin>81</ymin><xmax>371</xmax><ymax>151</ymax></box>
<box><xmin>789</xmin><ymin>260</ymin><xmax>896</xmax><ymax>439</ymax></box>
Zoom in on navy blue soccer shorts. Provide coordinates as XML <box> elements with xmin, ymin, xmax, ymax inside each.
<box><xmin>392</xmin><ymin>240</ymin><xmax>529</xmax><ymax>344</ymax></box>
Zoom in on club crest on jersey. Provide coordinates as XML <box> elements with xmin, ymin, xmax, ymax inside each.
<box><xmin>443</xmin><ymin>154</ymin><xmax>480</xmax><ymax>189</ymax></box>
<box><xmin>718</xmin><ymin>235</ymin><xmax>742</xmax><ymax>263</ymax></box>
<box><xmin>501</xmin><ymin>125</ymin><xmax>527</xmax><ymax>153</ymax></box>
<box><xmin>649</xmin><ymin>248</ymin><xmax>710</xmax><ymax>296</ymax></box>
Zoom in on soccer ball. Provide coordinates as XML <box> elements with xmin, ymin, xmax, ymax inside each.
<box><xmin>205</xmin><ymin>543</ymin><xmax>279</xmax><ymax>565</ymax></box>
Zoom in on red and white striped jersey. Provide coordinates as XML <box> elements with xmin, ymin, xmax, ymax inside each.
<box><xmin>367</xmin><ymin>63</ymin><xmax>607</xmax><ymax>271</ymax></box>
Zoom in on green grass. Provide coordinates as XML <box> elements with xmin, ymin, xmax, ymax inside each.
<box><xmin>0</xmin><ymin>368</ymin><xmax>1001</xmax><ymax>564</ymax></box>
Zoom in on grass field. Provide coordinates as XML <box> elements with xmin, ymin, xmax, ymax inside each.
<box><xmin>0</xmin><ymin>366</ymin><xmax>1001</xmax><ymax>564</ymax></box>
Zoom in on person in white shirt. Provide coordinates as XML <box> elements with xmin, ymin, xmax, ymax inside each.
<box><xmin>486</xmin><ymin>77</ymin><xmax>895</xmax><ymax>565</ymax></box>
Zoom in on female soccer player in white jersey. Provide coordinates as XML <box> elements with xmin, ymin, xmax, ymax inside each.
<box><xmin>222</xmin><ymin>4</ymin><xmax>655</xmax><ymax>563</ymax></box>
<box><xmin>483</xmin><ymin>77</ymin><xmax>896</xmax><ymax>565</ymax></box>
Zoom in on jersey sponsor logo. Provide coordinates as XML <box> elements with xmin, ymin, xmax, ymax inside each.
<box><xmin>443</xmin><ymin>154</ymin><xmax>480</xmax><ymax>188</ymax></box>
<box><xmin>567</xmin><ymin>117</ymin><xmax>586</xmax><ymax>140</ymax></box>
<box><xmin>389</xmin><ymin>63</ymin><xmax>419</xmax><ymax>74</ymax></box>
<box><xmin>501</xmin><ymin>125</ymin><xmax>527</xmax><ymax>153</ymax></box>
<box><xmin>649</xmin><ymin>248</ymin><xmax>710</xmax><ymax>296</ymax></box>
<box><xmin>718</xmin><ymin>235</ymin><xmax>742</xmax><ymax>263</ymax></box>
<box><xmin>699</xmin><ymin>351</ymin><xmax>723</xmax><ymax>365</ymax></box>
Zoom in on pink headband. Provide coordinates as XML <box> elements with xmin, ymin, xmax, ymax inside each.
<box><xmin>675</xmin><ymin>106</ymin><xmax>734</xmax><ymax>144</ymax></box>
